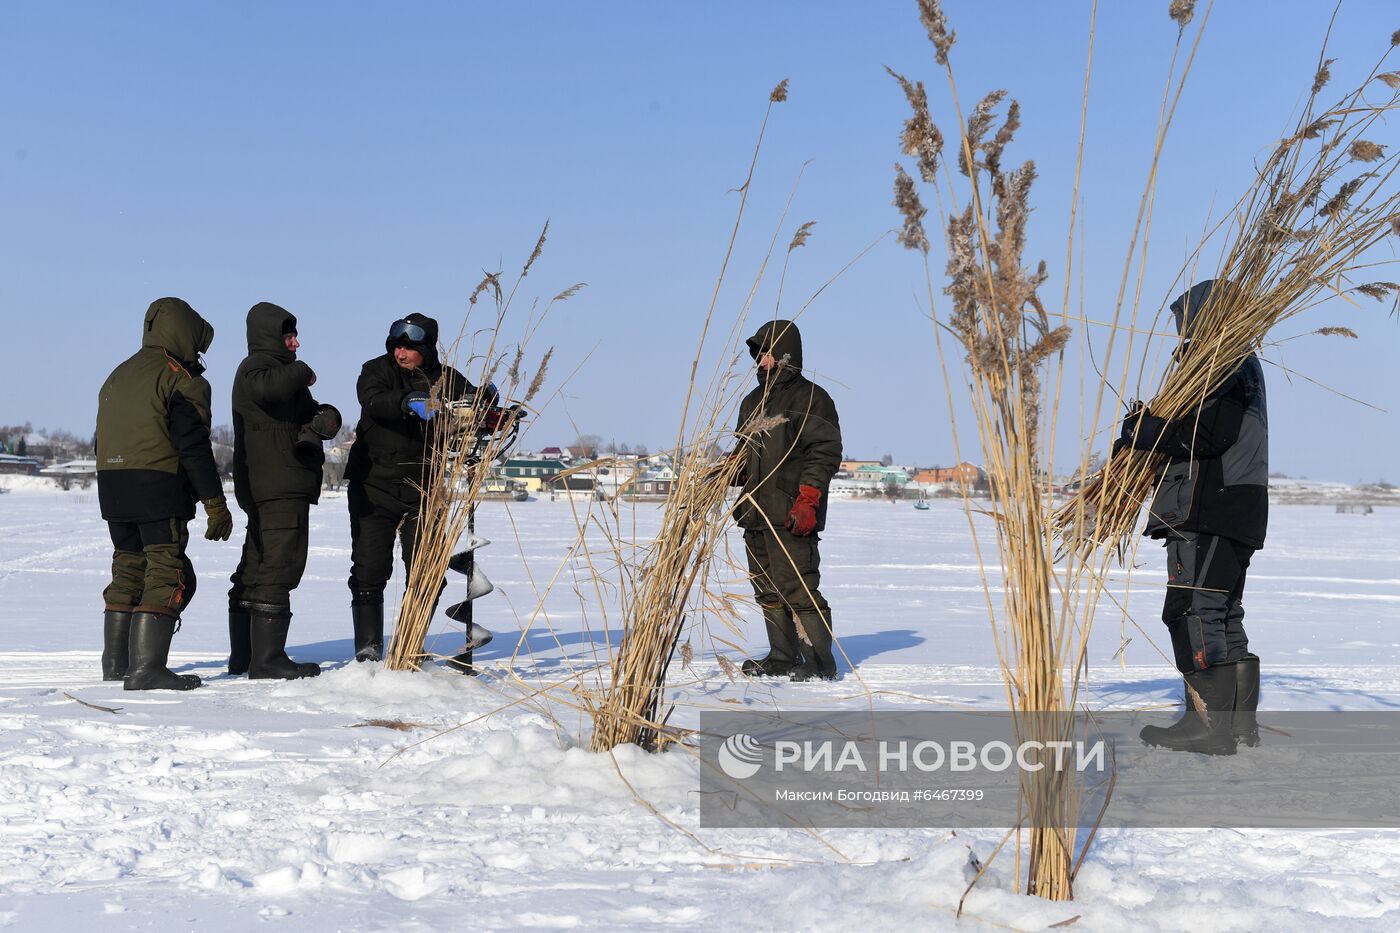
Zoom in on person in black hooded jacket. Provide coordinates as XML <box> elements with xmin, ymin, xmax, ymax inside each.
<box><xmin>1116</xmin><ymin>280</ymin><xmax>1267</xmax><ymax>754</ymax></box>
<box><xmin>227</xmin><ymin>302</ymin><xmax>341</xmax><ymax>680</ymax></box>
<box><xmin>345</xmin><ymin>313</ymin><xmax>478</xmax><ymax>661</ymax></box>
<box><xmin>732</xmin><ymin>320</ymin><xmax>843</xmax><ymax>681</ymax></box>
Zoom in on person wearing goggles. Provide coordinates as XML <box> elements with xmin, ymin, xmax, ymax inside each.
<box><xmin>343</xmin><ymin>313</ymin><xmax>489</xmax><ymax>661</ymax></box>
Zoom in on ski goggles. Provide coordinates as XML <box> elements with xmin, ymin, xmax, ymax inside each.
<box><xmin>388</xmin><ymin>319</ymin><xmax>428</xmax><ymax>344</ymax></box>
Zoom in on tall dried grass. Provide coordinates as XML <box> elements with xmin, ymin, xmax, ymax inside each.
<box><xmin>892</xmin><ymin>0</ymin><xmax>1398</xmax><ymax>902</ymax></box>
<box><xmin>888</xmin><ymin>0</ymin><xmax>1108</xmax><ymax>902</ymax></box>
<box><xmin>584</xmin><ymin>81</ymin><xmax>795</xmax><ymax>751</ymax></box>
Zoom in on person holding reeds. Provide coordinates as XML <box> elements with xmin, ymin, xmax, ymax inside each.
<box><xmin>95</xmin><ymin>297</ymin><xmax>231</xmax><ymax>692</ymax></box>
<box><xmin>1117</xmin><ymin>280</ymin><xmax>1266</xmax><ymax>754</ymax></box>
<box><xmin>226</xmin><ymin>302</ymin><xmax>340</xmax><ymax>680</ymax></box>
<box><xmin>344</xmin><ymin>313</ymin><xmax>484</xmax><ymax>662</ymax></box>
<box><xmin>733</xmin><ymin>319</ymin><xmax>843</xmax><ymax>681</ymax></box>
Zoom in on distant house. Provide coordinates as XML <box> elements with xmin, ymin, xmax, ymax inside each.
<box><xmin>539</xmin><ymin>446</ymin><xmax>566</xmax><ymax>460</ymax></box>
<box><xmin>839</xmin><ymin>459</ymin><xmax>883</xmax><ymax>476</ymax></box>
<box><xmin>912</xmin><ymin>462</ymin><xmax>982</xmax><ymax>487</ymax></box>
<box><xmin>851</xmin><ymin>464</ymin><xmax>909</xmax><ymax>486</ymax></box>
<box><xmin>502</xmin><ymin>457</ymin><xmax>569</xmax><ymax>491</ymax></box>
<box><xmin>40</xmin><ymin>459</ymin><xmax>97</xmax><ymax>490</ymax></box>
<box><xmin>0</xmin><ymin>453</ymin><xmax>42</xmax><ymax>476</ymax></box>
<box><xmin>623</xmin><ymin>477</ymin><xmax>675</xmax><ymax>499</ymax></box>
<box><xmin>550</xmin><ymin>475</ymin><xmax>600</xmax><ymax>500</ymax></box>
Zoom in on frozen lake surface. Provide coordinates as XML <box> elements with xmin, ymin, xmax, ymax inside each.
<box><xmin>2</xmin><ymin>484</ymin><xmax>1399</xmax><ymax>930</ymax></box>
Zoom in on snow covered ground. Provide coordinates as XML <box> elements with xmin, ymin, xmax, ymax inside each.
<box><xmin>2</xmin><ymin>481</ymin><xmax>1399</xmax><ymax>930</ymax></box>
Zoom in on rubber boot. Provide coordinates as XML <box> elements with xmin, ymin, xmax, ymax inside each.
<box><xmin>102</xmin><ymin>610</ymin><xmax>132</xmax><ymax>681</ymax></box>
<box><xmin>790</xmin><ymin>610</ymin><xmax>839</xmax><ymax>682</ymax></box>
<box><xmin>247</xmin><ymin>606</ymin><xmax>321</xmax><ymax>680</ymax></box>
<box><xmin>124</xmin><ymin>611</ymin><xmax>201</xmax><ymax>691</ymax></box>
<box><xmin>352</xmin><ymin>600</ymin><xmax>384</xmax><ymax>663</ymax></box>
<box><xmin>227</xmin><ymin>603</ymin><xmax>251</xmax><ymax>676</ymax></box>
<box><xmin>1233</xmin><ymin>655</ymin><xmax>1260</xmax><ymax>747</ymax></box>
<box><xmin>1139</xmin><ymin>663</ymin><xmax>1237</xmax><ymax>755</ymax></box>
<box><xmin>741</xmin><ymin>605</ymin><xmax>801</xmax><ymax>677</ymax></box>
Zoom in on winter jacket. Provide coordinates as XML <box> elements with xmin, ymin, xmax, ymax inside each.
<box><xmin>346</xmin><ymin>313</ymin><xmax>476</xmax><ymax>508</ymax></box>
<box><xmin>1140</xmin><ymin>281</ymin><xmax>1269</xmax><ymax>548</ymax></box>
<box><xmin>231</xmin><ymin>302</ymin><xmax>324</xmax><ymax>508</ymax></box>
<box><xmin>96</xmin><ymin>297</ymin><xmax>222</xmax><ymax>522</ymax></box>
<box><xmin>733</xmin><ymin>320</ymin><xmax>843</xmax><ymax>533</ymax></box>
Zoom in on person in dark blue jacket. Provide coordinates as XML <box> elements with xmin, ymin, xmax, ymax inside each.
<box><xmin>1116</xmin><ymin>280</ymin><xmax>1267</xmax><ymax>754</ymax></box>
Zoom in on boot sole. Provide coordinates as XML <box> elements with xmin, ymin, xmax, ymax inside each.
<box><xmin>1139</xmin><ymin>731</ymin><xmax>1236</xmax><ymax>756</ymax></box>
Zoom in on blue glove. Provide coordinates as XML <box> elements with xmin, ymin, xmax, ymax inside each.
<box><xmin>404</xmin><ymin>391</ymin><xmax>435</xmax><ymax>421</ymax></box>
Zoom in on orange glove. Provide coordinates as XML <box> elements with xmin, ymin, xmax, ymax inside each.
<box><xmin>785</xmin><ymin>485</ymin><xmax>821</xmax><ymax>536</ymax></box>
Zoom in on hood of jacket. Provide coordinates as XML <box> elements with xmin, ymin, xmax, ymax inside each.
<box><xmin>385</xmin><ymin>312</ymin><xmax>441</xmax><ymax>373</ymax></box>
<box><xmin>142</xmin><ymin>297</ymin><xmax>213</xmax><ymax>367</ymax></box>
<box><xmin>746</xmin><ymin>319</ymin><xmax>803</xmax><ymax>385</ymax></box>
<box><xmin>1170</xmin><ymin>279</ymin><xmax>1235</xmax><ymax>338</ymax></box>
<box><xmin>246</xmin><ymin>301</ymin><xmax>297</xmax><ymax>361</ymax></box>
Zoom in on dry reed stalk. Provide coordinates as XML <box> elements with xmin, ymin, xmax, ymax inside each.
<box><xmin>1056</xmin><ymin>39</ymin><xmax>1400</xmax><ymax>563</ymax></box>
<box><xmin>582</xmin><ymin>82</ymin><xmax>797</xmax><ymax>752</ymax></box>
<box><xmin>583</xmin><ymin>79</ymin><xmax>884</xmax><ymax>753</ymax></box>
<box><xmin>887</xmin><ymin>0</ymin><xmax>1165</xmax><ymax>902</ymax></box>
<box><xmin>385</xmin><ymin>232</ymin><xmax>582</xmax><ymax>670</ymax></box>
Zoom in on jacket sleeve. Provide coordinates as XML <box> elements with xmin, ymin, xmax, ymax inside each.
<box><xmin>358</xmin><ymin>359</ymin><xmax>408</xmax><ymax>422</ymax></box>
<box><xmin>169</xmin><ymin>378</ymin><xmax>224</xmax><ymax>501</ymax></box>
<box><xmin>1158</xmin><ymin>372</ymin><xmax>1247</xmax><ymax>461</ymax></box>
<box><xmin>793</xmin><ymin>386</ymin><xmax>843</xmax><ymax>489</ymax></box>
<box><xmin>439</xmin><ymin>366</ymin><xmax>478</xmax><ymax>403</ymax></box>
<box><xmin>243</xmin><ymin>357</ymin><xmax>314</xmax><ymax>406</ymax></box>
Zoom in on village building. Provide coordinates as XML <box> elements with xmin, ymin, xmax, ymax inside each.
<box><xmin>910</xmin><ymin>462</ymin><xmax>983</xmax><ymax>487</ymax></box>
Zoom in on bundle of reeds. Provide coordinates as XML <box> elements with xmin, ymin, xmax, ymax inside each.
<box><xmin>1056</xmin><ymin>38</ymin><xmax>1400</xmax><ymax>563</ymax></box>
<box><xmin>586</xmin><ymin>442</ymin><xmax>748</xmax><ymax>750</ymax></box>
<box><xmin>385</xmin><ymin>230</ymin><xmax>574</xmax><ymax>671</ymax></box>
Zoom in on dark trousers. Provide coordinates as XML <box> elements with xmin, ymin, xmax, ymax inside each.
<box><xmin>228</xmin><ymin>499</ymin><xmax>310</xmax><ymax>613</ymax></box>
<box><xmin>745</xmin><ymin>527</ymin><xmax>829</xmax><ymax>615</ymax></box>
<box><xmin>347</xmin><ymin>480</ymin><xmax>422</xmax><ymax>604</ymax></box>
<box><xmin>103</xmin><ymin>519</ymin><xmax>195</xmax><ymax>617</ymax></box>
<box><xmin>1162</xmin><ymin>531</ymin><xmax>1253</xmax><ymax>673</ymax></box>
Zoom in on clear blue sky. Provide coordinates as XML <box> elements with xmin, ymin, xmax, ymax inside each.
<box><xmin>2</xmin><ymin>1</ymin><xmax>1396</xmax><ymax>481</ymax></box>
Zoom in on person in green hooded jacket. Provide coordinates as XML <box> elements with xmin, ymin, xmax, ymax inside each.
<box><xmin>226</xmin><ymin>302</ymin><xmax>341</xmax><ymax>680</ymax></box>
<box><xmin>732</xmin><ymin>319</ymin><xmax>843</xmax><ymax>681</ymax></box>
<box><xmin>96</xmin><ymin>297</ymin><xmax>234</xmax><ymax>692</ymax></box>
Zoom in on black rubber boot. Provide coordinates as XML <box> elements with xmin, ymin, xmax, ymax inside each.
<box><xmin>102</xmin><ymin>610</ymin><xmax>132</xmax><ymax>681</ymax></box>
<box><xmin>741</xmin><ymin>606</ymin><xmax>801</xmax><ymax>677</ymax></box>
<box><xmin>228</xmin><ymin>604</ymin><xmax>251</xmax><ymax>676</ymax></box>
<box><xmin>790</xmin><ymin>610</ymin><xmax>839</xmax><ymax>682</ymax></box>
<box><xmin>124</xmin><ymin>611</ymin><xmax>201</xmax><ymax>691</ymax></box>
<box><xmin>352</xmin><ymin>600</ymin><xmax>384</xmax><ymax>663</ymax></box>
<box><xmin>247</xmin><ymin>606</ymin><xmax>321</xmax><ymax>680</ymax></box>
<box><xmin>1139</xmin><ymin>663</ymin><xmax>1237</xmax><ymax>755</ymax></box>
<box><xmin>1233</xmin><ymin>655</ymin><xmax>1260</xmax><ymax>747</ymax></box>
